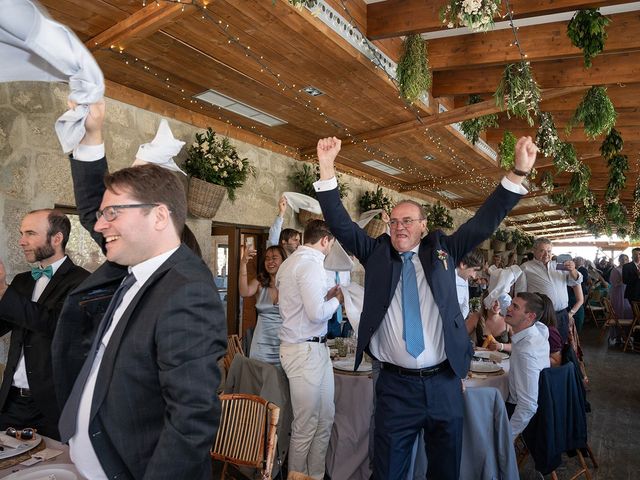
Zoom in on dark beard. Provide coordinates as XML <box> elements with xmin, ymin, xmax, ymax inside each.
<box><xmin>33</xmin><ymin>242</ymin><xmax>55</xmax><ymax>262</ymax></box>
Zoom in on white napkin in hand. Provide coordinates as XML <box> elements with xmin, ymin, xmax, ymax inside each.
<box><xmin>282</xmin><ymin>192</ymin><xmax>322</xmax><ymax>214</ymax></box>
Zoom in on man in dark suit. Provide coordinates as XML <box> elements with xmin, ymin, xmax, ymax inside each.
<box><xmin>53</xmin><ymin>101</ymin><xmax>227</xmax><ymax>480</ymax></box>
<box><xmin>314</xmin><ymin>136</ymin><xmax>537</xmax><ymax>479</ymax></box>
<box><xmin>0</xmin><ymin>209</ymin><xmax>89</xmax><ymax>439</ymax></box>
<box><xmin>622</xmin><ymin>247</ymin><xmax>640</xmax><ymax>304</ymax></box>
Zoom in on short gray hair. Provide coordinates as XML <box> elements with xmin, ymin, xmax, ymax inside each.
<box><xmin>393</xmin><ymin>200</ymin><xmax>427</xmax><ymax>219</ymax></box>
<box><xmin>533</xmin><ymin>237</ymin><xmax>552</xmax><ymax>250</ymax></box>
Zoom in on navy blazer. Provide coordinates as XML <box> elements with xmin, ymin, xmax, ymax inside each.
<box><xmin>317</xmin><ymin>182</ymin><xmax>522</xmax><ymax>378</ymax></box>
<box><xmin>0</xmin><ymin>258</ymin><xmax>89</xmax><ymax>431</ymax></box>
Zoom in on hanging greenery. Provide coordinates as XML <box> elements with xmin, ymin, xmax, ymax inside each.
<box><xmin>604</xmin><ymin>153</ymin><xmax>629</xmax><ymax>202</ymax></box>
<box><xmin>494</xmin><ymin>62</ymin><xmax>541</xmax><ymax>126</ymax></box>
<box><xmin>358</xmin><ymin>187</ymin><xmax>393</xmax><ymax>217</ymax></box>
<box><xmin>606</xmin><ymin>200</ymin><xmax>628</xmax><ymax>228</ymax></box>
<box><xmin>424</xmin><ymin>201</ymin><xmax>454</xmax><ymax>230</ymax></box>
<box><xmin>566</xmin><ymin>9</ymin><xmax>610</xmax><ymax>68</ymax></box>
<box><xmin>541</xmin><ymin>171</ymin><xmax>555</xmax><ymax>193</ymax></box>
<box><xmin>288</xmin><ymin>163</ymin><xmax>350</xmax><ymax>199</ymax></box>
<box><xmin>459</xmin><ymin>94</ymin><xmax>499</xmax><ymax>145</ymax></box>
<box><xmin>567</xmin><ymin>162</ymin><xmax>591</xmax><ymax>203</ymax></box>
<box><xmin>553</xmin><ymin>141</ymin><xmax>580</xmax><ymax>173</ymax></box>
<box><xmin>633</xmin><ymin>179</ymin><xmax>640</xmax><ymax>220</ymax></box>
<box><xmin>567</xmin><ymin>86</ymin><xmax>617</xmax><ymax>139</ymax></box>
<box><xmin>286</xmin><ymin>0</ymin><xmax>318</xmax><ymax>9</ymax></box>
<box><xmin>439</xmin><ymin>0</ymin><xmax>501</xmax><ymax>32</ymax></box>
<box><xmin>600</xmin><ymin>127</ymin><xmax>624</xmax><ymax>159</ymax></box>
<box><xmin>498</xmin><ymin>131</ymin><xmax>517</xmax><ymax>170</ymax></box>
<box><xmin>492</xmin><ymin>228</ymin><xmax>511</xmax><ymax>243</ymax></box>
<box><xmin>535</xmin><ymin>112</ymin><xmax>560</xmax><ymax>158</ymax></box>
<box><xmin>396</xmin><ymin>34</ymin><xmax>432</xmax><ymax>104</ymax></box>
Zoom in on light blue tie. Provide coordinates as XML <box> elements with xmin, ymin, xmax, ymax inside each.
<box><xmin>31</xmin><ymin>265</ymin><xmax>53</xmax><ymax>280</ymax></box>
<box><xmin>335</xmin><ymin>271</ymin><xmax>343</xmax><ymax>324</ymax></box>
<box><xmin>401</xmin><ymin>252</ymin><xmax>424</xmax><ymax>358</ymax></box>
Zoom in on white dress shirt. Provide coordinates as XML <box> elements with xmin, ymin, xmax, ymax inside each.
<box><xmin>508</xmin><ymin>321</ymin><xmax>550</xmax><ymax>437</ymax></box>
<box><xmin>277</xmin><ymin>246</ymin><xmax>339</xmax><ymax>343</ymax></box>
<box><xmin>70</xmin><ymin>247</ymin><xmax>178</xmax><ymax>480</ymax></box>
<box><xmin>13</xmin><ymin>256</ymin><xmax>67</xmax><ymax>389</ymax></box>
<box><xmin>455</xmin><ymin>271</ymin><xmax>470</xmax><ymax>320</ymax></box>
<box><xmin>515</xmin><ymin>259</ymin><xmax>582</xmax><ymax>311</ymax></box>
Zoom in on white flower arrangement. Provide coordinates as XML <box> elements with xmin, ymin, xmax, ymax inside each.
<box><xmin>440</xmin><ymin>0</ymin><xmax>502</xmax><ymax>32</ymax></box>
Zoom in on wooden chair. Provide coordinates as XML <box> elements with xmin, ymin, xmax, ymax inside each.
<box><xmin>585</xmin><ymin>290</ymin><xmax>605</xmax><ymax>328</ymax></box>
<box><xmin>599</xmin><ymin>297</ymin><xmax>634</xmax><ymax>343</ymax></box>
<box><xmin>623</xmin><ymin>301</ymin><xmax>640</xmax><ymax>353</ymax></box>
<box><xmin>223</xmin><ymin>334</ymin><xmax>245</xmax><ymax>373</ymax></box>
<box><xmin>211</xmin><ymin>393</ymin><xmax>280</xmax><ymax>480</ymax></box>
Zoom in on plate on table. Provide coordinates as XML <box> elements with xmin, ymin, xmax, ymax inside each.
<box><xmin>4</xmin><ymin>463</ymin><xmax>79</xmax><ymax>479</ymax></box>
<box><xmin>333</xmin><ymin>359</ymin><xmax>372</xmax><ymax>373</ymax></box>
<box><xmin>474</xmin><ymin>350</ymin><xmax>509</xmax><ymax>361</ymax></box>
<box><xmin>470</xmin><ymin>360</ymin><xmax>503</xmax><ymax>374</ymax></box>
<box><xmin>0</xmin><ymin>433</ymin><xmax>41</xmax><ymax>460</ymax></box>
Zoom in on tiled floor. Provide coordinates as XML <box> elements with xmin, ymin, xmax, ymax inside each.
<box><xmin>519</xmin><ymin>323</ymin><xmax>640</xmax><ymax>479</ymax></box>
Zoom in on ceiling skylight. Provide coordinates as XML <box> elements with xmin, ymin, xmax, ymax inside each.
<box><xmin>194</xmin><ymin>89</ymin><xmax>287</xmax><ymax>127</ymax></box>
<box><xmin>362</xmin><ymin>159</ymin><xmax>404</xmax><ymax>176</ymax></box>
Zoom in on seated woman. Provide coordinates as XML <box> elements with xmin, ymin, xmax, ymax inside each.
<box><xmin>481</xmin><ymin>297</ymin><xmax>512</xmax><ymax>353</ymax></box>
<box><xmin>239</xmin><ymin>245</ymin><xmax>288</xmax><ymax>366</ymax></box>
<box><xmin>537</xmin><ymin>293</ymin><xmax>563</xmax><ymax>367</ymax></box>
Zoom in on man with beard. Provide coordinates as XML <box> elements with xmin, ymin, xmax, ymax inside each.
<box><xmin>0</xmin><ymin>209</ymin><xmax>89</xmax><ymax>439</ymax></box>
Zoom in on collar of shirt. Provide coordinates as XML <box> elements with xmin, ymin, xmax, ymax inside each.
<box><xmin>129</xmin><ymin>246</ymin><xmax>180</xmax><ymax>288</ymax></box>
<box><xmin>36</xmin><ymin>255</ymin><xmax>67</xmax><ymax>276</ymax></box>
<box><xmin>294</xmin><ymin>245</ymin><xmax>326</xmax><ymax>262</ymax></box>
<box><xmin>511</xmin><ymin>321</ymin><xmax>548</xmax><ymax>344</ymax></box>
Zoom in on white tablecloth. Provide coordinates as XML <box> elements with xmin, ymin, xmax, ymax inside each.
<box><xmin>0</xmin><ymin>436</ymin><xmax>85</xmax><ymax>479</ymax></box>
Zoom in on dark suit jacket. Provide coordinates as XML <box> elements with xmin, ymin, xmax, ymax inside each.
<box><xmin>0</xmin><ymin>258</ymin><xmax>89</xmax><ymax>431</ymax></box>
<box><xmin>621</xmin><ymin>262</ymin><xmax>640</xmax><ymax>301</ymax></box>
<box><xmin>52</xmin><ymin>157</ymin><xmax>227</xmax><ymax>480</ymax></box>
<box><xmin>317</xmin><ymin>183</ymin><xmax>522</xmax><ymax>378</ymax></box>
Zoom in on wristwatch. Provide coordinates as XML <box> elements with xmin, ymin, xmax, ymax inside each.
<box><xmin>512</xmin><ymin>168</ymin><xmax>530</xmax><ymax>176</ymax></box>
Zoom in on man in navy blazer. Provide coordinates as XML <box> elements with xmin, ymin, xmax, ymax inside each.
<box><xmin>314</xmin><ymin>136</ymin><xmax>537</xmax><ymax>479</ymax></box>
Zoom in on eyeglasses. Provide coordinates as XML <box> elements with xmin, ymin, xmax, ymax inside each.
<box><xmin>388</xmin><ymin>218</ymin><xmax>425</xmax><ymax>229</ymax></box>
<box><xmin>6</xmin><ymin>427</ymin><xmax>37</xmax><ymax>440</ymax></box>
<box><xmin>96</xmin><ymin>204</ymin><xmax>159</xmax><ymax>222</ymax></box>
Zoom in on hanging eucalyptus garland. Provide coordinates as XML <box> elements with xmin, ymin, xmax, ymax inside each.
<box><xmin>606</xmin><ymin>200</ymin><xmax>628</xmax><ymax>228</ymax></box>
<box><xmin>535</xmin><ymin>112</ymin><xmax>560</xmax><ymax>157</ymax></box>
<box><xmin>567</xmin><ymin>9</ymin><xmax>610</xmax><ymax>68</ymax></box>
<box><xmin>460</xmin><ymin>94</ymin><xmax>499</xmax><ymax>144</ymax></box>
<box><xmin>494</xmin><ymin>61</ymin><xmax>541</xmax><ymax>127</ymax></box>
<box><xmin>541</xmin><ymin>171</ymin><xmax>555</xmax><ymax>193</ymax></box>
<box><xmin>568</xmin><ymin>162</ymin><xmax>591</xmax><ymax>203</ymax></box>
<box><xmin>498</xmin><ymin>131</ymin><xmax>517</xmax><ymax>170</ymax></box>
<box><xmin>439</xmin><ymin>0</ymin><xmax>502</xmax><ymax>32</ymax></box>
<box><xmin>553</xmin><ymin>141</ymin><xmax>580</xmax><ymax>173</ymax></box>
<box><xmin>397</xmin><ymin>34</ymin><xmax>432</xmax><ymax>104</ymax></box>
<box><xmin>604</xmin><ymin>153</ymin><xmax>629</xmax><ymax>202</ymax></box>
<box><xmin>600</xmin><ymin>127</ymin><xmax>624</xmax><ymax>159</ymax></box>
<box><xmin>567</xmin><ymin>86</ymin><xmax>617</xmax><ymax>139</ymax></box>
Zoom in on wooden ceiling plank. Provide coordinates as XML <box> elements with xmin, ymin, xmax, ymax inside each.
<box><xmin>428</xmin><ymin>11</ymin><xmax>640</xmax><ymax>71</ymax></box>
<box><xmin>85</xmin><ymin>1</ymin><xmax>194</xmax><ymax>52</ymax></box>
<box><xmin>432</xmin><ymin>51</ymin><xmax>640</xmax><ymax>96</ymax></box>
<box><xmin>508</xmin><ymin>204</ymin><xmax>564</xmax><ymax>216</ymax></box>
<box><xmin>366</xmin><ymin>0</ymin><xmax>638</xmax><ymax>39</ymax></box>
<box><xmin>486</xmin><ymin>125</ymin><xmax>640</xmax><ymax>143</ymax></box>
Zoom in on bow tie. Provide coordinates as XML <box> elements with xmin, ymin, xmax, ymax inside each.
<box><xmin>31</xmin><ymin>265</ymin><xmax>53</xmax><ymax>280</ymax></box>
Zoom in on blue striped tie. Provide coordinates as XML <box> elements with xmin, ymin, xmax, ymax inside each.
<box><xmin>401</xmin><ymin>252</ymin><xmax>424</xmax><ymax>358</ymax></box>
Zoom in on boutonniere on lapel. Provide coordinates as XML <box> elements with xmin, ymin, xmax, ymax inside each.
<box><xmin>436</xmin><ymin>249</ymin><xmax>448</xmax><ymax>270</ymax></box>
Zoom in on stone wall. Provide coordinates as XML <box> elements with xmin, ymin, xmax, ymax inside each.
<box><xmin>0</xmin><ymin>81</ymin><xmax>474</xmax><ymax>360</ymax></box>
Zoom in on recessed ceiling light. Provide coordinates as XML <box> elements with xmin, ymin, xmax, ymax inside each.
<box><xmin>194</xmin><ymin>89</ymin><xmax>287</xmax><ymax>127</ymax></box>
<box><xmin>362</xmin><ymin>159</ymin><xmax>404</xmax><ymax>176</ymax></box>
<box><xmin>437</xmin><ymin>190</ymin><xmax>462</xmax><ymax>200</ymax></box>
<box><xmin>302</xmin><ymin>86</ymin><xmax>324</xmax><ymax>97</ymax></box>
<box><xmin>423</xmin><ymin>154</ymin><xmax>436</xmax><ymax>161</ymax></box>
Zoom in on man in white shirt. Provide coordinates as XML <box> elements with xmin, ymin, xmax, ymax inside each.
<box><xmin>504</xmin><ymin>292</ymin><xmax>550</xmax><ymax>438</ymax></box>
<box><xmin>54</xmin><ymin>101</ymin><xmax>226</xmax><ymax>480</ymax></box>
<box><xmin>277</xmin><ymin>219</ymin><xmax>343</xmax><ymax>479</ymax></box>
<box><xmin>515</xmin><ymin>237</ymin><xmax>582</xmax><ymax>343</ymax></box>
<box><xmin>488</xmin><ymin>253</ymin><xmax>504</xmax><ymax>277</ymax></box>
<box><xmin>455</xmin><ymin>248</ymin><xmax>485</xmax><ymax>322</ymax></box>
<box><xmin>268</xmin><ymin>196</ymin><xmax>301</xmax><ymax>253</ymax></box>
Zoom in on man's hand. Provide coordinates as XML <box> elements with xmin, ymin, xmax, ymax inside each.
<box><xmin>506</xmin><ymin>136</ymin><xmax>538</xmax><ymax>185</ymax></box>
<box><xmin>317</xmin><ymin>137</ymin><xmax>341</xmax><ymax>180</ymax></box>
<box><xmin>325</xmin><ymin>284</ymin><xmax>343</xmax><ymax>303</ymax></box>
<box><xmin>278</xmin><ymin>196</ymin><xmax>288</xmax><ymax>217</ymax></box>
<box><xmin>69</xmin><ymin>99</ymin><xmax>105</xmax><ymax>146</ymax></box>
<box><xmin>0</xmin><ymin>259</ymin><xmax>8</xmax><ymax>298</ymax></box>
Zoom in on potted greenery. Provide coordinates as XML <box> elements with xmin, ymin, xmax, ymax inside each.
<box><xmin>288</xmin><ymin>163</ymin><xmax>350</xmax><ymax>224</ymax></box>
<box><xmin>424</xmin><ymin>201</ymin><xmax>454</xmax><ymax>231</ymax></box>
<box><xmin>491</xmin><ymin>229</ymin><xmax>510</xmax><ymax>252</ymax></box>
<box><xmin>359</xmin><ymin>187</ymin><xmax>393</xmax><ymax>238</ymax></box>
<box><xmin>183</xmin><ymin>128</ymin><xmax>255</xmax><ymax>218</ymax></box>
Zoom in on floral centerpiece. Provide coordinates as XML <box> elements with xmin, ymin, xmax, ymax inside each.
<box><xmin>184</xmin><ymin>128</ymin><xmax>255</xmax><ymax>218</ymax></box>
<box><xmin>440</xmin><ymin>0</ymin><xmax>502</xmax><ymax>32</ymax></box>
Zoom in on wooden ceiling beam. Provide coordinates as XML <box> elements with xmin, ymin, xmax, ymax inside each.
<box><xmin>495</xmin><ymin>107</ymin><xmax>640</xmax><ymax>130</ymax></box>
<box><xmin>428</xmin><ymin>11</ymin><xmax>640</xmax><ymax>71</ymax></box>
<box><xmin>523</xmin><ymin>224</ymin><xmax>582</xmax><ymax>233</ymax></box>
<box><xmin>85</xmin><ymin>1</ymin><xmax>195</xmax><ymax>52</ymax></box>
<box><xmin>508</xmin><ymin>204</ymin><xmax>564</xmax><ymax>216</ymax></box>
<box><xmin>486</xmin><ymin>125</ymin><xmax>640</xmax><ymax>143</ymax></box>
<box><xmin>366</xmin><ymin>0</ymin><xmax>637</xmax><ymax>39</ymax></box>
<box><xmin>510</xmin><ymin>214</ymin><xmax>573</xmax><ymax>226</ymax></box>
<box><xmin>546</xmin><ymin>231</ymin><xmax>591</xmax><ymax>239</ymax></box>
<box><xmin>432</xmin><ymin>51</ymin><xmax>640</xmax><ymax>96</ymax></box>
<box><xmin>459</xmin><ymin>188</ymin><xmax>560</xmax><ymax>208</ymax></box>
